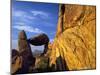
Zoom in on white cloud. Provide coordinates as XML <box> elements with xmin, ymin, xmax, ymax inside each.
<box><xmin>13</xmin><ymin>11</ymin><xmax>25</xmax><ymax>17</ymax></box>
<box><xmin>13</xmin><ymin>10</ymin><xmax>49</xmax><ymax>20</ymax></box>
<box><xmin>13</xmin><ymin>10</ymin><xmax>35</xmax><ymax>20</ymax></box>
<box><xmin>31</xmin><ymin>10</ymin><xmax>49</xmax><ymax>18</ymax></box>
<box><xmin>13</xmin><ymin>25</ymin><xmax>44</xmax><ymax>33</ymax></box>
<box><xmin>14</xmin><ymin>22</ymin><xmax>25</xmax><ymax>25</ymax></box>
<box><xmin>26</xmin><ymin>15</ymin><xmax>35</xmax><ymax>19</ymax></box>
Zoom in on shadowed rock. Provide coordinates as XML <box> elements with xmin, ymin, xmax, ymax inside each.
<box><xmin>12</xmin><ymin>49</ymin><xmax>19</xmax><ymax>58</ymax></box>
<box><xmin>18</xmin><ymin>30</ymin><xmax>35</xmax><ymax>73</ymax></box>
<box><xmin>18</xmin><ymin>30</ymin><xmax>33</xmax><ymax>56</ymax></box>
<box><xmin>11</xmin><ymin>49</ymin><xmax>22</xmax><ymax>74</ymax></box>
<box><xmin>56</xmin><ymin>4</ymin><xmax>65</xmax><ymax>37</ymax></box>
<box><xmin>28</xmin><ymin>33</ymin><xmax>49</xmax><ymax>46</ymax></box>
<box><xmin>56</xmin><ymin>56</ymin><xmax>69</xmax><ymax>71</ymax></box>
<box><xmin>18</xmin><ymin>30</ymin><xmax>30</xmax><ymax>53</ymax></box>
<box><xmin>28</xmin><ymin>33</ymin><xmax>49</xmax><ymax>55</ymax></box>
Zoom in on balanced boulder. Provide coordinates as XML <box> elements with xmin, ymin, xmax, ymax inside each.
<box><xmin>28</xmin><ymin>33</ymin><xmax>49</xmax><ymax>55</ymax></box>
<box><xmin>28</xmin><ymin>33</ymin><xmax>49</xmax><ymax>46</ymax></box>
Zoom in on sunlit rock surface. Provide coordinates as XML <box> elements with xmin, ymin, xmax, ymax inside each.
<box><xmin>49</xmin><ymin>4</ymin><xmax>96</xmax><ymax>70</ymax></box>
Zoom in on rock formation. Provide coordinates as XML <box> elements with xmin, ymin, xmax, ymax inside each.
<box><xmin>34</xmin><ymin>56</ymin><xmax>50</xmax><ymax>72</ymax></box>
<box><xmin>17</xmin><ymin>30</ymin><xmax>36</xmax><ymax>73</ymax></box>
<box><xmin>56</xmin><ymin>4</ymin><xmax>65</xmax><ymax>37</ymax></box>
<box><xmin>11</xmin><ymin>4</ymin><xmax>96</xmax><ymax>74</ymax></box>
<box><xmin>12</xmin><ymin>49</ymin><xmax>19</xmax><ymax>58</ymax></box>
<box><xmin>11</xmin><ymin>31</ymin><xmax>50</xmax><ymax>74</ymax></box>
<box><xmin>49</xmin><ymin>4</ymin><xmax>96</xmax><ymax>71</ymax></box>
<box><xmin>28</xmin><ymin>33</ymin><xmax>49</xmax><ymax>55</ymax></box>
<box><xmin>28</xmin><ymin>33</ymin><xmax>49</xmax><ymax>46</ymax></box>
<box><xmin>11</xmin><ymin>49</ymin><xmax>22</xmax><ymax>74</ymax></box>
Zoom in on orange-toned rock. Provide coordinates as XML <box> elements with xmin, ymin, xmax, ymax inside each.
<box><xmin>49</xmin><ymin>4</ymin><xmax>96</xmax><ymax>71</ymax></box>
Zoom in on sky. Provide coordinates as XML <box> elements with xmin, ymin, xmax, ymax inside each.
<box><xmin>11</xmin><ymin>0</ymin><xmax>59</xmax><ymax>52</ymax></box>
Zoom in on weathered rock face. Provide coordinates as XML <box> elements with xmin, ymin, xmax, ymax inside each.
<box><xmin>18</xmin><ymin>30</ymin><xmax>32</xmax><ymax>54</ymax></box>
<box><xmin>18</xmin><ymin>30</ymin><xmax>35</xmax><ymax>73</ymax></box>
<box><xmin>11</xmin><ymin>49</ymin><xmax>22</xmax><ymax>74</ymax></box>
<box><xmin>49</xmin><ymin>4</ymin><xmax>96</xmax><ymax>70</ymax></box>
<box><xmin>18</xmin><ymin>30</ymin><xmax>34</xmax><ymax>59</ymax></box>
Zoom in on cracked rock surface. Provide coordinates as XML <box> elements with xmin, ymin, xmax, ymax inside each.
<box><xmin>49</xmin><ymin>4</ymin><xmax>96</xmax><ymax>70</ymax></box>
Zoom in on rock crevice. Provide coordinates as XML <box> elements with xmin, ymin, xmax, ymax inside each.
<box><xmin>49</xmin><ymin>4</ymin><xmax>96</xmax><ymax>70</ymax></box>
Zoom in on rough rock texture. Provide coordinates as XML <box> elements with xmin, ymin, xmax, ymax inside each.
<box><xmin>12</xmin><ymin>31</ymin><xmax>50</xmax><ymax>74</ymax></box>
<box><xmin>12</xmin><ymin>49</ymin><xmax>19</xmax><ymax>58</ymax></box>
<box><xmin>18</xmin><ymin>30</ymin><xmax>32</xmax><ymax>54</ymax></box>
<box><xmin>11</xmin><ymin>49</ymin><xmax>22</xmax><ymax>74</ymax></box>
<box><xmin>49</xmin><ymin>4</ymin><xmax>96</xmax><ymax>70</ymax></box>
<box><xmin>18</xmin><ymin>30</ymin><xmax>35</xmax><ymax>73</ymax></box>
<box><xmin>34</xmin><ymin>56</ymin><xmax>50</xmax><ymax>72</ymax></box>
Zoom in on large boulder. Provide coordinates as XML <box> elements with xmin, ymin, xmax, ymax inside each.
<box><xmin>28</xmin><ymin>33</ymin><xmax>49</xmax><ymax>55</ymax></box>
<box><xmin>28</xmin><ymin>33</ymin><xmax>49</xmax><ymax>46</ymax></box>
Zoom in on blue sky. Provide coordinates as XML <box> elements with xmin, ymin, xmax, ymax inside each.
<box><xmin>12</xmin><ymin>0</ymin><xmax>59</xmax><ymax>51</ymax></box>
